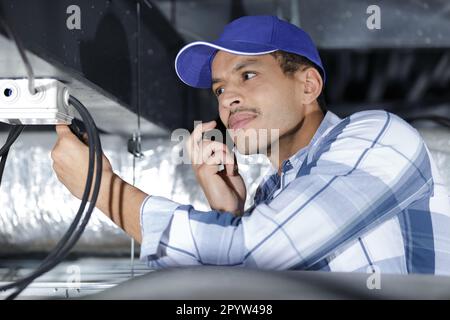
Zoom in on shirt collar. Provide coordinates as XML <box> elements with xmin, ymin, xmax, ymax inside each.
<box><xmin>272</xmin><ymin>111</ymin><xmax>342</xmax><ymax>175</ymax></box>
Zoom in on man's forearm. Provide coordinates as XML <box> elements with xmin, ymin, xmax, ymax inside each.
<box><xmin>96</xmin><ymin>172</ymin><xmax>148</xmax><ymax>243</ymax></box>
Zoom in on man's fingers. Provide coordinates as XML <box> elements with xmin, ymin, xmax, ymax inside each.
<box><xmin>55</xmin><ymin>124</ymin><xmax>72</xmax><ymax>136</ymax></box>
<box><xmin>188</xmin><ymin>121</ymin><xmax>216</xmax><ymax>165</ymax></box>
<box><xmin>204</xmin><ymin>151</ymin><xmax>223</xmax><ymax>166</ymax></box>
<box><xmin>82</xmin><ymin>132</ymin><xmax>89</xmax><ymax>144</ymax></box>
<box><xmin>192</xmin><ymin>120</ymin><xmax>216</xmax><ymax>145</ymax></box>
<box><xmin>201</xmin><ymin>141</ymin><xmax>235</xmax><ymax>167</ymax></box>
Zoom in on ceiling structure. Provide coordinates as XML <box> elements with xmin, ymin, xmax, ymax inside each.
<box><xmin>0</xmin><ymin>0</ymin><xmax>448</xmax><ymax>134</ymax></box>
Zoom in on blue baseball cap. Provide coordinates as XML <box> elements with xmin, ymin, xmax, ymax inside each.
<box><xmin>175</xmin><ymin>15</ymin><xmax>325</xmax><ymax>89</ymax></box>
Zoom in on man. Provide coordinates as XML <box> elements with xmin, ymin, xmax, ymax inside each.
<box><xmin>51</xmin><ymin>16</ymin><xmax>450</xmax><ymax>274</ymax></box>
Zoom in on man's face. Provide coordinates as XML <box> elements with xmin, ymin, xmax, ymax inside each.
<box><xmin>211</xmin><ymin>51</ymin><xmax>306</xmax><ymax>155</ymax></box>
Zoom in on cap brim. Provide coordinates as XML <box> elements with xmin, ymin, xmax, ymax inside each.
<box><xmin>175</xmin><ymin>41</ymin><xmax>277</xmax><ymax>88</ymax></box>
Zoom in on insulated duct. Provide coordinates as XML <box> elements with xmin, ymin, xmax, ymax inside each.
<box><xmin>0</xmin><ymin>127</ymin><xmax>449</xmax><ymax>254</ymax></box>
<box><xmin>0</xmin><ymin>132</ymin><xmax>273</xmax><ymax>254</ymax></box>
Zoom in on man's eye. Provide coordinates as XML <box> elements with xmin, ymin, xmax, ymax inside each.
<box><xmin>243</xmin><ymin>72</ymin><xmax>256</xmax><ymax>80</ymax></box>
<box><xmin>215</xmin><ymin>87</ymin><xmax>225</xmax><ymax>96</ymax></box>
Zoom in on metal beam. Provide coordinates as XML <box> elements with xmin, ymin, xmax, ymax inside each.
<box><xmin>0</xmin><ymin>0</ymin><xmax>212</xmax><ymax>136</ymax></box>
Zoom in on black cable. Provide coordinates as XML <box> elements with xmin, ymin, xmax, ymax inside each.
<box><xmin>0</xmin><ymin>125</ymin><xmax>25</xmax><ymax>157</ymax></box>
<box><xmin>0</xmin><ymin>112</ymin><xmax>95</xmax><ymax>293</ymax></box>
<box><xmin>0</xmin><ymin>103</ymin><xmax>93</xmax><ymax>297</ymax></box>
<box><xmin>0</xmin><ymin>96</ymin><xmax>103</xmax><ymax>299</ymax></box>
<box><xmin>0</xmin><ymin>153</ymin><xmax>7</xmax><ymax>184</ymax></box>
<box><xmin>0</xmin><ymin>7</ymin><xmax>103</xmax><ymax>299</ymax></box>
<box><xmin>36</xmin><ymin>97</ymin><xmax>102</xmax><ymax>266</ymax></box>
<box><xmin>0</xmin><ymin>126</ymin><xmax>25</xmax><ymax>185</ymax></box>
<box><xmin>7</xmin><ymin>97</ymin><xmax>102</xmax><ymax>298</ymax></box>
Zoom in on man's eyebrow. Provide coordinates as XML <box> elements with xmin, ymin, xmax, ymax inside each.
<box><xmin>211</xmin><ymin>59</ymin><xmax>260</xmax><ymax>85</ymax></box>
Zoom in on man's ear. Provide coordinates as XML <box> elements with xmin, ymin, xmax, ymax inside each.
<box><xmin>296</xmin><ymin>67</ymin><xmax>323</xmax><ymax>105</ymax></box>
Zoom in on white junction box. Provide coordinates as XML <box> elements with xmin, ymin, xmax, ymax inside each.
<box><xmin>0</xmin><ymin>78</ymin><xmax>74</xmax><ymax>125</ymax></box>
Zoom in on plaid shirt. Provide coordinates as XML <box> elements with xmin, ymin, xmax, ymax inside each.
<box><xmin>139</xmin><ymin>110</ymin><xmax>450</xmax><ymax>274</ymax></box>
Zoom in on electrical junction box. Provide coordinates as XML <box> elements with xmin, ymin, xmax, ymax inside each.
<box><xmin>0</xmin><ymin>78</ymin><xmax>74</xmax><ymax>125</ymax></box>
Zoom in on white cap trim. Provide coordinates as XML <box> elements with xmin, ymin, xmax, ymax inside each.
<box><xmin>174</xmin><ymin>41</ymin><xmax>277</xmax><ymax>87</ymax></box>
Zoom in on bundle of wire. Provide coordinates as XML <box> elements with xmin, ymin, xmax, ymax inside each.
<box><xmin>0</xmin><ymin>125</ymin><xmax>25</xmax><ymax>184</ymax></box>
<box><xmin>0</xmin><ymin>96</ymin><xmax>103</xmax><ymax>299</ymax></box>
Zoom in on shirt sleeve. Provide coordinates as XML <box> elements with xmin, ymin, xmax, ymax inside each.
<box><xmin>139</xmin><ymin>195</ymin><xmax>180</xmax><ymax>259</ymax></box>
<box><xmin>140</xmin><ymin>111</ymin><xmax>434</xmax><ymax>270</ymax></box>
<box><xmin>139</xmin><ymin>194</ymin><xmax>246</xmax><ymax>268</ymax></box>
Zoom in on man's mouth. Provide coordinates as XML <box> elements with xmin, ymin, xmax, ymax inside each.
<box><xmin>228</xmin><ymin>112</ymin><xmax>258</xmax><ymax>130</ymax></box>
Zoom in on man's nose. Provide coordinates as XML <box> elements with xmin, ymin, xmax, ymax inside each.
<box><xmin>220</xmin><ymin>89</ymin><xmax>243</xmax><ymax>110</ymax></box>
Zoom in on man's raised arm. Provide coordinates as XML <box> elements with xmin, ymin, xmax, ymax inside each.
<box><xmin>51</xmin><ymin>124</ymin><xmax>148</xmax><ymax>243</ymax></box>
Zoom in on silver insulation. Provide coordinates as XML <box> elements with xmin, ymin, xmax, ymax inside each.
<box><xmin>0</xmin><ymin>127</ymin><xmax>449</xmax><ymax>254</ymax></box>
<box><xmin>0</xmin><ymin>131</ymin><xmax>271</xmax><ymax>254</ymax></box>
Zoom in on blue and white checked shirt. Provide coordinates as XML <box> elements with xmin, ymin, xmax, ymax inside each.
<box><xmin>139</xmin><ymin>110</ymin><xmax>450</xmax><ymax>275</ymax></box>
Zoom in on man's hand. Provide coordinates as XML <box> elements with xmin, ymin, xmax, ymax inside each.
<box><xmin>51</xmin><ymin>124</ymin><xmax>148</xmax><ymax>242</ymax></box>
<box><xmin>51</xmin><ymin>124</ymin><xmax>113</xmax><ymax>201</ymax></box>
<box><xmin>187</xmin><ymin>121</ymin><xmax>247</xmax><ymax>215</ymax></box>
